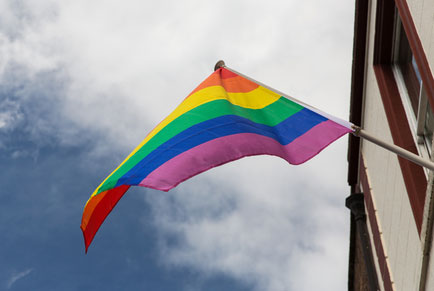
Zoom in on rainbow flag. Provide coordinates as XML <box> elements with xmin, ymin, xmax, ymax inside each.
<box><xmin>81</xmin><ymin>67</ymin><xmax>353</xmax><ymax>252</ymax></box>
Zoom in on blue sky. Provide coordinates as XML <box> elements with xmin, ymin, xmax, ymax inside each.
<box><xmin>1</xmin><ymin>1</ymin><xmax>354</xmax><ymax>290</ymax></box>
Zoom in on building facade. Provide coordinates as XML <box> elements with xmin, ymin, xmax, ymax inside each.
<box><xmin>347</xmin><ymin>0</ymin><xmax>434</xmax><ymax>290</ymax></box>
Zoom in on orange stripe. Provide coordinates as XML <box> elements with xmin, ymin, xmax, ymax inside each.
<box><xmin>222</xmin><ymin>75</ymin><xmax>259</xmax><ymax>93</ymax></box>
<box><xmin>81</xmin><ymin>190</ymin><xmax>109</xmax><ymax>229</ymax></box>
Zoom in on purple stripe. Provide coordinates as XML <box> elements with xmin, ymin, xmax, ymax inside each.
<box><xmin>138</xmin><ymin>120</ymin><xmax>351</xmax><ymax>191</ymax></box>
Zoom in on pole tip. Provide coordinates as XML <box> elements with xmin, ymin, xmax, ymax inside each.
<box><xmin>214</xmin><ymin>60</ymin><xmax>226</xmax><ymax>71</ymax></box>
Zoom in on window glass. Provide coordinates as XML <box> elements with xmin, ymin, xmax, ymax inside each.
<box><xmin>395</xmin><ymin>21</ymin><xmax>420</xmax><ymax>116</ymax></box>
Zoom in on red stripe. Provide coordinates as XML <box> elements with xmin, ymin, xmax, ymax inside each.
<box><xmin>220</xmin><ymin>67</ymin><xmax>238</xmax><ymax>79</ymax></box>
<box><xmin>187</xmin><ymin>68</ymin><xmax>258</xmax><ymax>97</ymax></box>
<box><xmin>81</xmin><ymin>185</ymin><xmax>130</xmax><ymax>253</ymax></box>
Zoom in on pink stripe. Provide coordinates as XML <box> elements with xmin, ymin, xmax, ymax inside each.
<box><xmin>138</xmin><ymin>120</ymin><xmax>351</xmax><ymax>191</ymax></box>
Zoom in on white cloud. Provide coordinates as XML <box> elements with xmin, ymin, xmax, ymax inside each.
<box><xmin>146</xmin><ymin>150</ymin><xmax>349</xmax><ymax>291</ymax></box>
<box><xmin>0</xmin><ymin>0</ymin><xmax>354</xmax><ymax>146</ymax></box>
<box><xmin>0</xmin><ymin>99</ymin><xmax>22</xmax><ymax>131</ymax></box>
<box><xmin>6</xmin><ymin>268</ymin><xmax>33</xmax><ymax>289</ymax></box>
<box><xmin>0</xmin><ymin>0</ymin><xmax>354</xmax><ymax>290</ymax></box>
<box><xmin>0</xmin><ymin>111</ymin><xmax>12</xmax><ymax>129</ymax></box>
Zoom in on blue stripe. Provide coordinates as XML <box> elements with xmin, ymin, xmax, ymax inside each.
<box><xmin>116</xmin><ymin>108</ymin><xmax>327</xmax><ymax>186</ymax></box>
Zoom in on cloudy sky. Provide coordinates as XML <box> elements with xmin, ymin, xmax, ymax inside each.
<box><xmin>1</xmin><ymin>0</ymin><xmax>355</xmax><ymax>290</ymax></box>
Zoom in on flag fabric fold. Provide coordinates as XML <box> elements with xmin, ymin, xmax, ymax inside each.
<box><xmin>81</xmin><ymin>67</ymin><xmax>353</xmax><ymax>252</ymax></box>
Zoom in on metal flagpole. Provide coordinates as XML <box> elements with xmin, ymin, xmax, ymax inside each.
<box><xmin>352</xmin><ymin>125</ymin><xmax>434</xmax><ymax>171</ymax></box>
<box><xmin>214</xmin><ymin>60</ymin><xmax>434</xmax><ymax>172</ymax></box>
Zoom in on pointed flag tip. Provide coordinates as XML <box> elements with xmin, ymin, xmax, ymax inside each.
<box><xmin>80</xmin><ymin>225</ymin><xmax>90</xmax><ymax>254</ymax></box>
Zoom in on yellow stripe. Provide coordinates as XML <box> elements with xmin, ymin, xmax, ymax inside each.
<box><xmin>89</xmin><ymin>85</ymin><xmax>280</xmax><ymax>198</ymax></box>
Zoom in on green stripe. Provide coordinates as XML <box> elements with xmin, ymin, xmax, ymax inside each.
<box><xmin>97</xmin><ymin>97</ymin><xmax>303</xmax><ymax>194</ymax></box>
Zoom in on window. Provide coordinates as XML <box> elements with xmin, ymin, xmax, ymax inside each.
<box><xmin>392</xmin><ymin>12</ymin><xmax>434</xmax><ymax>157</ymax></box>
<box><xmin>372</xmin><ymin>0</ymin><xmax>429</xmax><ymax>233</ymax></box>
